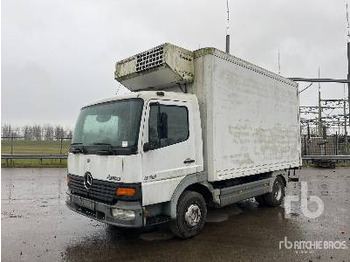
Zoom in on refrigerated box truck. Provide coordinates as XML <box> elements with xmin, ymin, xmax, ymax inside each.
<box><xmin>66</xmin><ymin>43</ymin><xmax>301</xmax><ymax>238</ymax></box>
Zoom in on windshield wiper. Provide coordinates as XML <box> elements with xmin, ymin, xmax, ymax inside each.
<box><xmin>71</xmin><ymin>143</ymin><xmax>137</xmax><ymax>155</ymax></box>
<box><xmin>69</xmin><ymin>143</ymin><xmax>85</xmax><ymax>154</ymax></box>
<box><xmin>91</xmin><ymin>143</ymin><xmax>116</xmax><ymax>155</ymax></box>
<box><xmin>90</xmin><ymin>143</ymin><xmax>137</xmax><ymax>155</ymax></box>
<box><xmin>91</xmin><ymin>143</ymin><xmax>113</xmax><ymax>146</ymax></box>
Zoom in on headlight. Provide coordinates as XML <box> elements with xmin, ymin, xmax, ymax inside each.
<box><xmin>112</xmin><ymin>208</ymin><xmax>136</xmax><ymax>220</ymax></box>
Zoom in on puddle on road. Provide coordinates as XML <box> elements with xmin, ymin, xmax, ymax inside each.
<box><xmin>206</xmin><ymin>213</ymin><xmax>229</xmax><ymax>223</ymax></box>
<box><xmin>139</xmin><ymin>230</ymin><xmax>174</xmax><ymax>241</ymax></box>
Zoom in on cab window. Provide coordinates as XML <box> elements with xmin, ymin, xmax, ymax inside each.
<box><xmin>149</xmin><ymin>103</ymin><xmax>189</xmax><ymax>149</ymax></box>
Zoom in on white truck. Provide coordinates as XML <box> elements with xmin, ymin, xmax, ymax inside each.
<box><xmin>66</xmin><ymin>43</ymin><xmax>301</xmax><ymax>238</ymax></box>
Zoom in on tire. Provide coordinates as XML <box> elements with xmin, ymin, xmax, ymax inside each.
<box><xmin>255</xmin><ymin>195</ymin><xmax>266</xmax><ymax>206</ymax></box>
<box><xmin>262</xmin><ymin>176</ymin><xmax>285</xmax><ymax>207</ymax></box>
<box><xmin>170</xmin><ymin>190</ymin><xmax>207</xmax><ymax>239</ymax></box>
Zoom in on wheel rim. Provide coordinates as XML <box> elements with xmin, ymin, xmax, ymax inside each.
<box><xmin>274</xmin><ymin>182</ymin><xmax>282</xmax><ymax>201</ymax></box>
<box><xmin>184</xmin><ymin>204</ymin><xmax>202</xmax><ymax>227</ymax></box>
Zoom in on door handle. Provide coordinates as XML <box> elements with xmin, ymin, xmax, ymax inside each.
<box><xmin>184</xmin><ymin>158</ymin><xmax>195</xmax><ymax>164</ymax></box>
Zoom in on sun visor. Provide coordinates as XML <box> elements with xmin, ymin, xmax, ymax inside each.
<box><xmin>115</xmin><ymin>43</ymin><xmax>194</xmax><ymax>91</ymax></box>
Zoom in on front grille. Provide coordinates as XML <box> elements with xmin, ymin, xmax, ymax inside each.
<box><xmin>68</xmin><ymin>174</ymin><xmax>118</xmax><ymax>205</ymax></box>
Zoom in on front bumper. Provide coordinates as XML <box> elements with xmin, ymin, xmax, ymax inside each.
<box><xmin>66</xmin><ymin>192</ymin><xmax>144</xmax><ymax>227</ymax></box>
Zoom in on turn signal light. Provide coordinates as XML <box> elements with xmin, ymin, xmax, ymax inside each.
<box><xmin>116</xmin><ymin>187</ymin><xmax>136</xmax><ymax>197</ymax></box>
<box><xmin>66</xmin><ymin>176</ymin><xmax>71</xmax><ymax>183</ymax></box>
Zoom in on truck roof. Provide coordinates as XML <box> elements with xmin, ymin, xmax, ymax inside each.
<box><xmin>194</xmin><ymin>47</ymin><xmax>297</xmax><ymax>87</ymax></box>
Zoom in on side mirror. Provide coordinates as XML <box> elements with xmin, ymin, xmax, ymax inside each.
<box><xmin>157</xmin><ymin>112</ymin><xmax>168</xmax><ymax>139</ymax></box>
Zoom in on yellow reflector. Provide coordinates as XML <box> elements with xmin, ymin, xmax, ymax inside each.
<box><xmin>116</xmin><ymin>187</ymin><xmax>136</xmax><ymax>197</ymax></box>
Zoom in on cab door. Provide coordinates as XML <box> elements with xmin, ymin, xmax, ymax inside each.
<box><xmin>141</xmin><ymin>99</ymin><xmax>198</xmax><ymax>206</ymax></box>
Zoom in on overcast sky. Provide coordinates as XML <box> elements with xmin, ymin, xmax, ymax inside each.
<box><xmin>1</xmin><ymin>0</ymin><xmax>349</xmax><ymax>128</ymax></box>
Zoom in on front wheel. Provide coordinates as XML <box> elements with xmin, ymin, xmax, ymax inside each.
<box><xmin>170</xmin><ymin>190</ymin><xmax>207</xmax><ymax>238</ymax></box>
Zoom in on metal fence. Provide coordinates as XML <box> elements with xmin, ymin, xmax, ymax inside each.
<box><xmin>2</xmin><ymin>133</ymin><xmax>350</xmax><ymax>167</ymax></box>
<box><xmin>301</xmin><ymin>135</ymin><xmax>349</xmax><ymax>156</ymax></box>
<box><xmin>301</xmin><ymin>134</ymin><xmax>350</xmax><ymax>166</ymax></box>
<box><xmin>1</xmin><ymin>136</ymin><xmax>71</xmax><ymax>166</ymax></box>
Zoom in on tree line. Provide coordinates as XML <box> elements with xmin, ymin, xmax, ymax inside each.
<box><xmin>1</xmin><ymin>124</ymin><xmax>73</xmax><ymax>140</ymax></box>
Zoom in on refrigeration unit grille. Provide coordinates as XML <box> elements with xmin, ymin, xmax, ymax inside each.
<box><xmin>136</xmin><ymin>45</ymin><xmax>164</xmax><ymax>72</ymax></box>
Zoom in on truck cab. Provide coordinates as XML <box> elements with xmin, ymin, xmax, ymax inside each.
<box><xmin>66</xmin><ymin>91</ymin><xmax>205</xmax><ymax>230</ymax></box>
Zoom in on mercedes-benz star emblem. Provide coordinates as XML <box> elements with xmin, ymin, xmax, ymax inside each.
<box><xmin>84</xmin><ymin>172</ymin><xmax>93</xmax><ymax>190</ymax></box>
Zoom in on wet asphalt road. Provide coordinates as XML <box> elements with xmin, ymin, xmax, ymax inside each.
<box><xmin>1</xmin><ymin>168</ymin><xmax>350</xmax><ymax>262</ymax></box>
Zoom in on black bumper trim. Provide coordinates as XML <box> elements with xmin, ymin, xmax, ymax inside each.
<box><xmin>66</xmin><ymin>193</ymin><xmax>144</xmax><ymax>228</ymax></box>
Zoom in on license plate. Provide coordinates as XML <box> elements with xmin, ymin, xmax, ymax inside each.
<box><xmin>74</xmin><ymin>196</ymin><xmax>95</xmax><ymax>210</ymax></box>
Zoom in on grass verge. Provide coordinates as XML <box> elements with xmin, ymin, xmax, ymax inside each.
<box><xmin>1</xmin><ymin>140</ymin><xmax>70</xmax><ymax>168</ymax></box>
<box><xmin>1</xmin><ymin>159</ymin><xmax>67</xmax><ymax>168</ymax></box>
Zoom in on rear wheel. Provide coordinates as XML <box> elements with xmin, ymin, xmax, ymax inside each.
<box><xmin>262</xmin><ymin>176</ymin><xmax>285</xmax><ymax>207</ymax></box>
<box><xmin>170</xmin><ymin>190</ymin><xmax>207</xmax><ymax>238</ymax></box>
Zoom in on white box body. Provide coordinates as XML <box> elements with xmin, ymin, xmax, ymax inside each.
<box><xmin>189</xmin><ymin>48</ymin><xmax>301</xmax><ymax>182</ymax></box>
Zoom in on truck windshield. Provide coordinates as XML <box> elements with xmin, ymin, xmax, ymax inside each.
<box><xmin>71</xmin><ymin>98</ymin><xmax>143</xmax><ymax>155</ymax></box>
